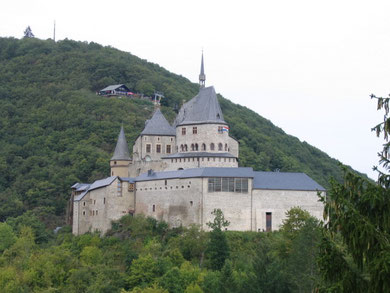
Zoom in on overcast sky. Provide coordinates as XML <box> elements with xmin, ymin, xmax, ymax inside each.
<box><xmin>1</xmin><ymin>0</ymin><xmax>390</xmax><ymax>179</ymax></box>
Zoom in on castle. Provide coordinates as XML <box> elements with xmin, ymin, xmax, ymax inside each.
<box><xmin>70</xmin><ymin>55</ymin><xmax>325</xmax><ymax>235</ymax></box>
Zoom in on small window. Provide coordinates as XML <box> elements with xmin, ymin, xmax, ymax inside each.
<box><xmin>146</xmin><ymin>144</ymin><xmax>151</xmax><ymax>153</ymax></box>
<box><xmin>114</xmin><ymin>161</ymin><xmax>117</xmax><ymax>165</ymax></box>
<box><xmin>210</xmin><ymin>143</ymin><xmax>215</xmax><ymax>151</ymax></box>
<box><xmin>94</xmin><ymin>200</ymin><xmax>96</xmax><ymax>205</ymax></box>
<box><xmin>128</xmin><ymin>183</ymin><xmax>135</xmax><ymax>191</ymax></box>
<box><xmin>182</xmin><ymin>128</ymin><xmax>186</xmax><ymax>135</ymax></box>
<box><xmin>171</xmin><ymin>138</ymin><xmax>174</xmax><ymax>142</ymax></box>
<box><xmin>166</xmin><ymin>145</ymin><xmax>171</xmax><ymax>154</ymax></box>
<box><xmin>202</xmin><ymin>143</ymin><xmax>206</xmax><ymax>151</ymax></box>
<box><xmin>218</xmin><ymin>143</ymin><xmax>223</xmax><ymax>151</ymax></box>
<box><xmin>157</xmin><ymin>137</ymin><xmax>160</xmax><ymax>141</ymax></box>
<box><xmin>96</xmin><ymin>210</ymin><xmax>98</xmax><ymax>216</ymax></box>
<box><xmin>195</xmin><ymin>143</ymin><xmax>198</xmax><ymax>151</ymax></box>
<box><xmin>184</xmin><ymin>145</ymin><xmax>188</xmax><ymax>152</ymax></box>
<box><xmin>156</xmin><ymin>144</ymin><xmax>161</xmax><ymax>153</ymax></box>
<box><xmin>191</xmin><ymin>144</ymin><xmax>195</xmax><ymax>151</ymax></box>
<box><xmin>103</xmin><ymin>198</ymin><xmax>106</xmax><ymax>204</ymax></box>
<box><xmin>153</xmin><ymin>205</ymin><xmax>155</xmax><ymax>212</ymax></box>
<box><xmin>225</xmin><ymin>144</ymin><xmax>228</xmax><ymax>151</ymax></box>
<box><xmin>190</xmin><ymin>201</ymin><xmax>193</xmax><ymax>206</ymax></box>
<box><xmin>165</xmin><ymin>180</ymin><xmax>167</xmax><ymax>185</ymax></box>
<box><xmin>82</xmin><ymin>211</ymin><xmax>86</xmax><ymax>216</ymax></box>
<box><xmin>83</xmin><ymin>202</ymin><xmax>86</xmax><ymax>206</ymax></box>
<box><xmin>193</xmin><ymin>127</ymin><xmax>197</xmax><ymax>134</ymax></box>
<box><xmin>266</xmin><ymin>212</ymin><xmax>272</xmax><ymax>232</ymax></box>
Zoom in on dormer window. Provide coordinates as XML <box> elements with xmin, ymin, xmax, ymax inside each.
<box><xmin>217</xmin><ymin>113</ymin><xmax>220</xmax><ymax>119</ymax></box>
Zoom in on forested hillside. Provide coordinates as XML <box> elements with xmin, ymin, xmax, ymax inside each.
<box><xmin>0</xmin><ymin>37</ymin><xmax>351</xmax><ymax>226</ymax></box>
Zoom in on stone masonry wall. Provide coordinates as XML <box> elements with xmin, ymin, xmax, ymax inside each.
<box><xmin>135</xmin><ymin>178</ymin><xmax>203</xmax><ymax>227</ymax></box>
<box><xmin>162</xmin><ymin>156</ymin><xmax>238</xmax><ymax>171</ymax></box>
<box><xmin>252</xmin><ymin>189</ymin><xmax>324</xmax><ymax>232</ymax></box>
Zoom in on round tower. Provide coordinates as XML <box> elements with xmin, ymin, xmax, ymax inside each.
<box><xmin>110</xmin><ymin>126</ymin><xmax>131</xmax><ymax>177</ymax></box>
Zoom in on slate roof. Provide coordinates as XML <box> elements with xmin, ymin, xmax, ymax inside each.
<box><xmin>74</xmin><ymin>176</ymin><xmax>117</xmax><ymax>201</ymax></box>
<box><xmin>136</xmin><ymin>167</ymin><xmax>254</xmax><ymax>182</ymax></box>
<box><xmin>162</xmin><ymin>152</ymin><xmax>236</xmax><ymax>159</ymax></box>
<box><xmin>100</xmin><ymin>84</ymin><xmax>128</xmax><ymax>91</ymax></box>
<box><xmin>141</xmin><ymin>109</ymin><xmax>176</xmax><ymax>136</ymax></box>
<box><xmin>253</xmin><ymin>172</ymin><xmax>326</xmax><ymax>191</ymax></box>
<box><xmin>111</xmin><ymin>126</ymin><xmax>131</xmax><ymax>161</ymax></box>
<box><xmin>173</xmin><ymin>86</ymin><xmax>227</xmax><ymax>126</ymax></box>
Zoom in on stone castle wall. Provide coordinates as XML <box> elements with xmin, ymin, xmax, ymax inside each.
<box><xmin>162</xmin><ymin>156</ymin><xmax>238</xmax><ymax>171</ymax></box>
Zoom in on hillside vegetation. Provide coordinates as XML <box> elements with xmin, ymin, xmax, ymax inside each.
<box><xmin>0</xmin><ymin>37</ymin><xmax>349</xmax><ymax>226</ymax></box>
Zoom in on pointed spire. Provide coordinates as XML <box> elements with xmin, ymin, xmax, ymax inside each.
<box><xmin>199</xmin><ymin>51</ymin><xmax>206</xmax><ymax>88</ymax></box>
<box><xmin>111</xmin><ymin>126</ymin><xmax>131</xmax><ymax>160</ymax></box>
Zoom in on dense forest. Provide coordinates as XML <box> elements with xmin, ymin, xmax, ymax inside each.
<box><xmin>0</xmin><ymin>37</ymin><xmax>355</xmax><ymax>226</ymax></box>
<box><xmin>1</xmin><ymin>37</ymin><xmax>384</xmax><ymax>292</ymax></box>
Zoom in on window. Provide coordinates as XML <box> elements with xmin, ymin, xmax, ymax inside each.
<box><xmin>180</xmin><ymin>144</ymin><xmax>184</xmax><ymax>152</ymax></box>
<box><xmin>171</xmin><ymin>137</ymin><xmax>174</xmax><ymax>142</ymax></box>
<box><xmin>193</xmin><ymin>127</ymin><xmax>197</xmax><ymax>134</ymax></box>
<box><xmin>218</xmin><ymin>143</ymin><xmax>223</xmax><ymax>151</ymax></box>
<box><xmin>210</xmin><ymin>143</ymin><xmax>215</xmax><ymax>151</ymax></box>
<box><xmin>165</xmin><ymin>180</ymin><xmax>167</xmax><ymax>185</ymax></box>
<box><xmin>202</xmin><ymin>143</ymin><xmax>206</xmax><ymax>151</ymax></box>
<box><xmin>166</xmin><ymin>145</ymin><xmax>171</xmax><ymax>154</ymax></box>
<box><xmin>184</xmin><ymin>145</ymin><xmax>188</xmax><ymax>152</ymax></box>
<box><xmin>190</xmin><ymin>201</ymin><xmax>193</xmax><ymax>206</ymax></box>
<box><xmin>83</xmin><ymin>201</ymin><xmax>86</xmax><ymax>206</ymax></box>
<box><xmin>218</xmin><ymin>126</ymin><xmax>223</xmax><ymax>134</ymax></box>
<box><xmin>208</xmin><ymin>178</ymin><xmax>248</xmax><ymax>193</ymax></box>
<box><xmin>114</xmin><ymin>161</ymin><xmax>117</xmax><ymax>165</ymax></box>
<box><xmin>146</xmin><ymin>144</ymin><xmax>151</xmax><ymax>153</ymax></box>
<box><xmin>266</xmin><ymin>212</ymin><xmax>272</xmax><ymax>232</ymax></box>
<box><xmin>96</xmin><ymin>210</ymin><xmax>98</xmax><ymax>216</ymax></box>
<box><xmin>128</xmin><ymin>183</ymin><xmax>135</xmax><ymax>191</ymax></box>
<box><xmin>103</xmin><ymin>198</ymin><xmax>106</xmax><ymax>204</ymax></box>
<box><xmin>225</xmin><ymin>144</ymin><xmax>228</xmax><ymax>151</ymax></box>
<box><xmin>83</xmin><ymin>211</ymin><xmax>86</xmax><ymax>216</ymax></box>
<box><xmin>182</xmin><ymin>128</ymin><xmax>186</xmax><ymax>135</ymax></box>
<box><xmin>117</xmin><ymin>181</ymin><xmax>122</xmax><ymax>197</ymax></box>
<box><xmin>153</xmin><ymin>205</ymin><xmax>156</xmax><ymax>212</ymax></box>
<box><xmin>156</xmin><ymin>144</ymin><xmax>161</xmax><ymax>153</ymax></box>
<box><xmin>191</xmin><ymin>144</ymin><xmax>195</xmax><ymax>151</ymax></box>
<box><xmin>195</xmin><ymin>143</ymin><xmax>198</xmax><ymax>151</ymax></box>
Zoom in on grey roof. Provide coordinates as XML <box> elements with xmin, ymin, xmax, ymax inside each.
<box><xmin>162</xmin><ymin>152</ymin><xmax>236</xmax><ymax>159</ymax></box>
<box><xmin>100</xmin><ymin>84</ymin><xmax>127</xmax><ymax>91</ymax></box>
<box><xmin>141</xmin><ymin>109</ymin><xmax>176</xmax><ymax>136</ymax></box>
<box><xmin>74</xmin><ymin>176</ymin><xmax>117</xmax><ymax>201</ymax></box>
<box><xmin>136</xmin><ymin>167</ymin><xmax>253</xmax><ymax>182</ymax></box>
<box><xmin>253</xmin><ymin>172</ymin><xmax>326</xmax><ymax>191</ymax></box>
<box><xmin>111</xmin><ymin>126</ymin><xmax>131</xmax><ymax>161</ymax></box>
<box><xmin>119</xmin><ymin>177</ymin><xmax>136</xmax><ymax>183</ymax></box>
<box><xmin>173</xmin><ymin>86</ymin><xmax>227</xmax><ymax>126</ymax></box>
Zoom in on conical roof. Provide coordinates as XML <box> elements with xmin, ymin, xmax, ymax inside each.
<box><xmin>111</xmin><ymin>126</ymin><xmax>131</xmax><ymax>160</ymax></box>
<box><xmin>174</xmin><ymin>86</ymin><xmax>226</xmax><ymax>126</ymax></box>
<box><xmin>141</xmin><ymin>108</ymin><xmax>176</xmax><ymax>136</ymax></box>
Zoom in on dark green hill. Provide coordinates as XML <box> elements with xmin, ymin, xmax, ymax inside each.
<box><xmin>0</xmin><ymin>37</ymin><xmax>353</xmax><ymax>225</ymax></box>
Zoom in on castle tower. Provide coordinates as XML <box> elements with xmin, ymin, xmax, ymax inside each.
<box><xmin>110</xmin><ymin>126</ymin><xmax>131</xmax><ymax>177</ymax></box>
<box><xmin>199</xmin><ymin>52</ymin><xmax>206</xmax><ymax>88</ymax></box>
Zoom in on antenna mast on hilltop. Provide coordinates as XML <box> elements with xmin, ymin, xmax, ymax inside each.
<box><xmin>53</xmin><ymin>20</ymin><xmax>56</xmax><ymax>42</ymax></box>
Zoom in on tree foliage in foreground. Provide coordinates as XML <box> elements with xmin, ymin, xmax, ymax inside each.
<box><xmin>318</xmin><ymin>95</ymin><xmax>390</xmax><ymax>292</ymax></box>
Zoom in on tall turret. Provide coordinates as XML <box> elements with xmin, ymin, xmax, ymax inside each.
<box><xmin>110</xmin><ymin>126</ymin><xmax>131</xmax><ymax>177</ymax></box>
<box><xmin>199</xmin><ymin>52</ymin><xmax>206</xmax><ymax>88</ymax></box>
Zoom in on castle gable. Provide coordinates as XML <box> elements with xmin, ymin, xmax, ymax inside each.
<box><xmin>174</xmin><ymin>86</ymin><xmax>226</xmax><ymax>126</ymax></box>
<box><xmin>141</xmin><ymin>109</ymin><xmax>176</xmax><ymax>136</ymax></box>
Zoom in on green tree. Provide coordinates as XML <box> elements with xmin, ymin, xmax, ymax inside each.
<box><xmin>0</xmin><ymin>223</ymin><xmax>16</xmax><ymax>253</ymax></box>
<box><xmin>206</xmin><ymin>209</ymin><xmax>230</xmax><ymax>270</ymax></box>
<box><xmin>318</xmin><ymin>94</ymin><xmax>390</xmax><ymax>292</ymax></box>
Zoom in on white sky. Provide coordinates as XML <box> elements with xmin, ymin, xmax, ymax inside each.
<box><xmin>1</xmin><ymin>0</ymin><xmax>390</xmax><ymax>180</ymax></box>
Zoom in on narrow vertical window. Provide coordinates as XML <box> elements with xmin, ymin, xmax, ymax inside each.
<box><xmin>117</xmin><ymin>181</ymin><xmax>122</xmax><ymax>197</ymax></box>
<box><xmin>202</xmin><ymin>143</ymin><xmax>206</xmax><ymax>151</ymax></box>
<box><xmin>103</xmin><ymin>198</ymin><xmax>106</xmax><ymax>204</ymax></box>
<box><xmin>146</xmin><ymin>144</ymin><xmax>151</xmax><ymax>153</ymax></box>
<box><xmin>193</xmin><ymin>127</ymin><xmax>197</xmax><ymax>134</ymax></box>
<box><xmin>153</xmin><ymin>204</ymin><xmax>156</xmax><ymax>212</ymax></box>
<box><xmin>218</xmin><ymin>143</ymin><xmax>223</xmax><ymax>151</ymax></box>
<box><xmin>266</xmin><ymin>212</ymin><xmax>272</xmax><ymax>232</ymax></box>
<box><xmin>166</xmin><ymin>145</ymin><xmax>171</xmax><ymax>154</ymax></box>
<box><xmin>156</xmin><ymin>144</ymin><xmax>161</xmax><ymax>153</ymax></box>
<box><xmin>210</xmin><ymin>143</ymin><xmax>215</xmax><ymax>151</ymax></box>
<box><xmin>182</xmin><ymin>128</ymin><xmax>186</xmax><ymax>135</ymax></box>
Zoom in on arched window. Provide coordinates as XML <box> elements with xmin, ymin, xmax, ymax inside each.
<box><xmin>180</xmin><ymin>144</ymin><xmax>184</xmax><ymax>152</ymax></box>
<box><xmin>195</xmin><ymin>143</ymin><xmax>198</xmax><ymax>151</ymax></box>
<box><xmin>184</xmin><ymin>144</ymin><xmax>188</xmax><ymax>152</ymax></box>
<box><xmin>210</xmin><ymin>143</ymin><xmax>215</xmax><ymax>151</ymax></box>
<box><xmin>218</xmin><ymin>143</ymin><xmax>223</xmax><ymax>151</ymax></box>
<box><xmin>202</xmin><ymin>143</ymin><xmax>206</xmax><ymax>151</ymax></box>
<box><xmin>191</xmin><ymin>144</ymin><xmax>195</xmax><ymax>151</ymax></box>
<box><xmin>225</xmin><ymin>143</ymin><xmax>228</xmax><ymax>151</ymax></box>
